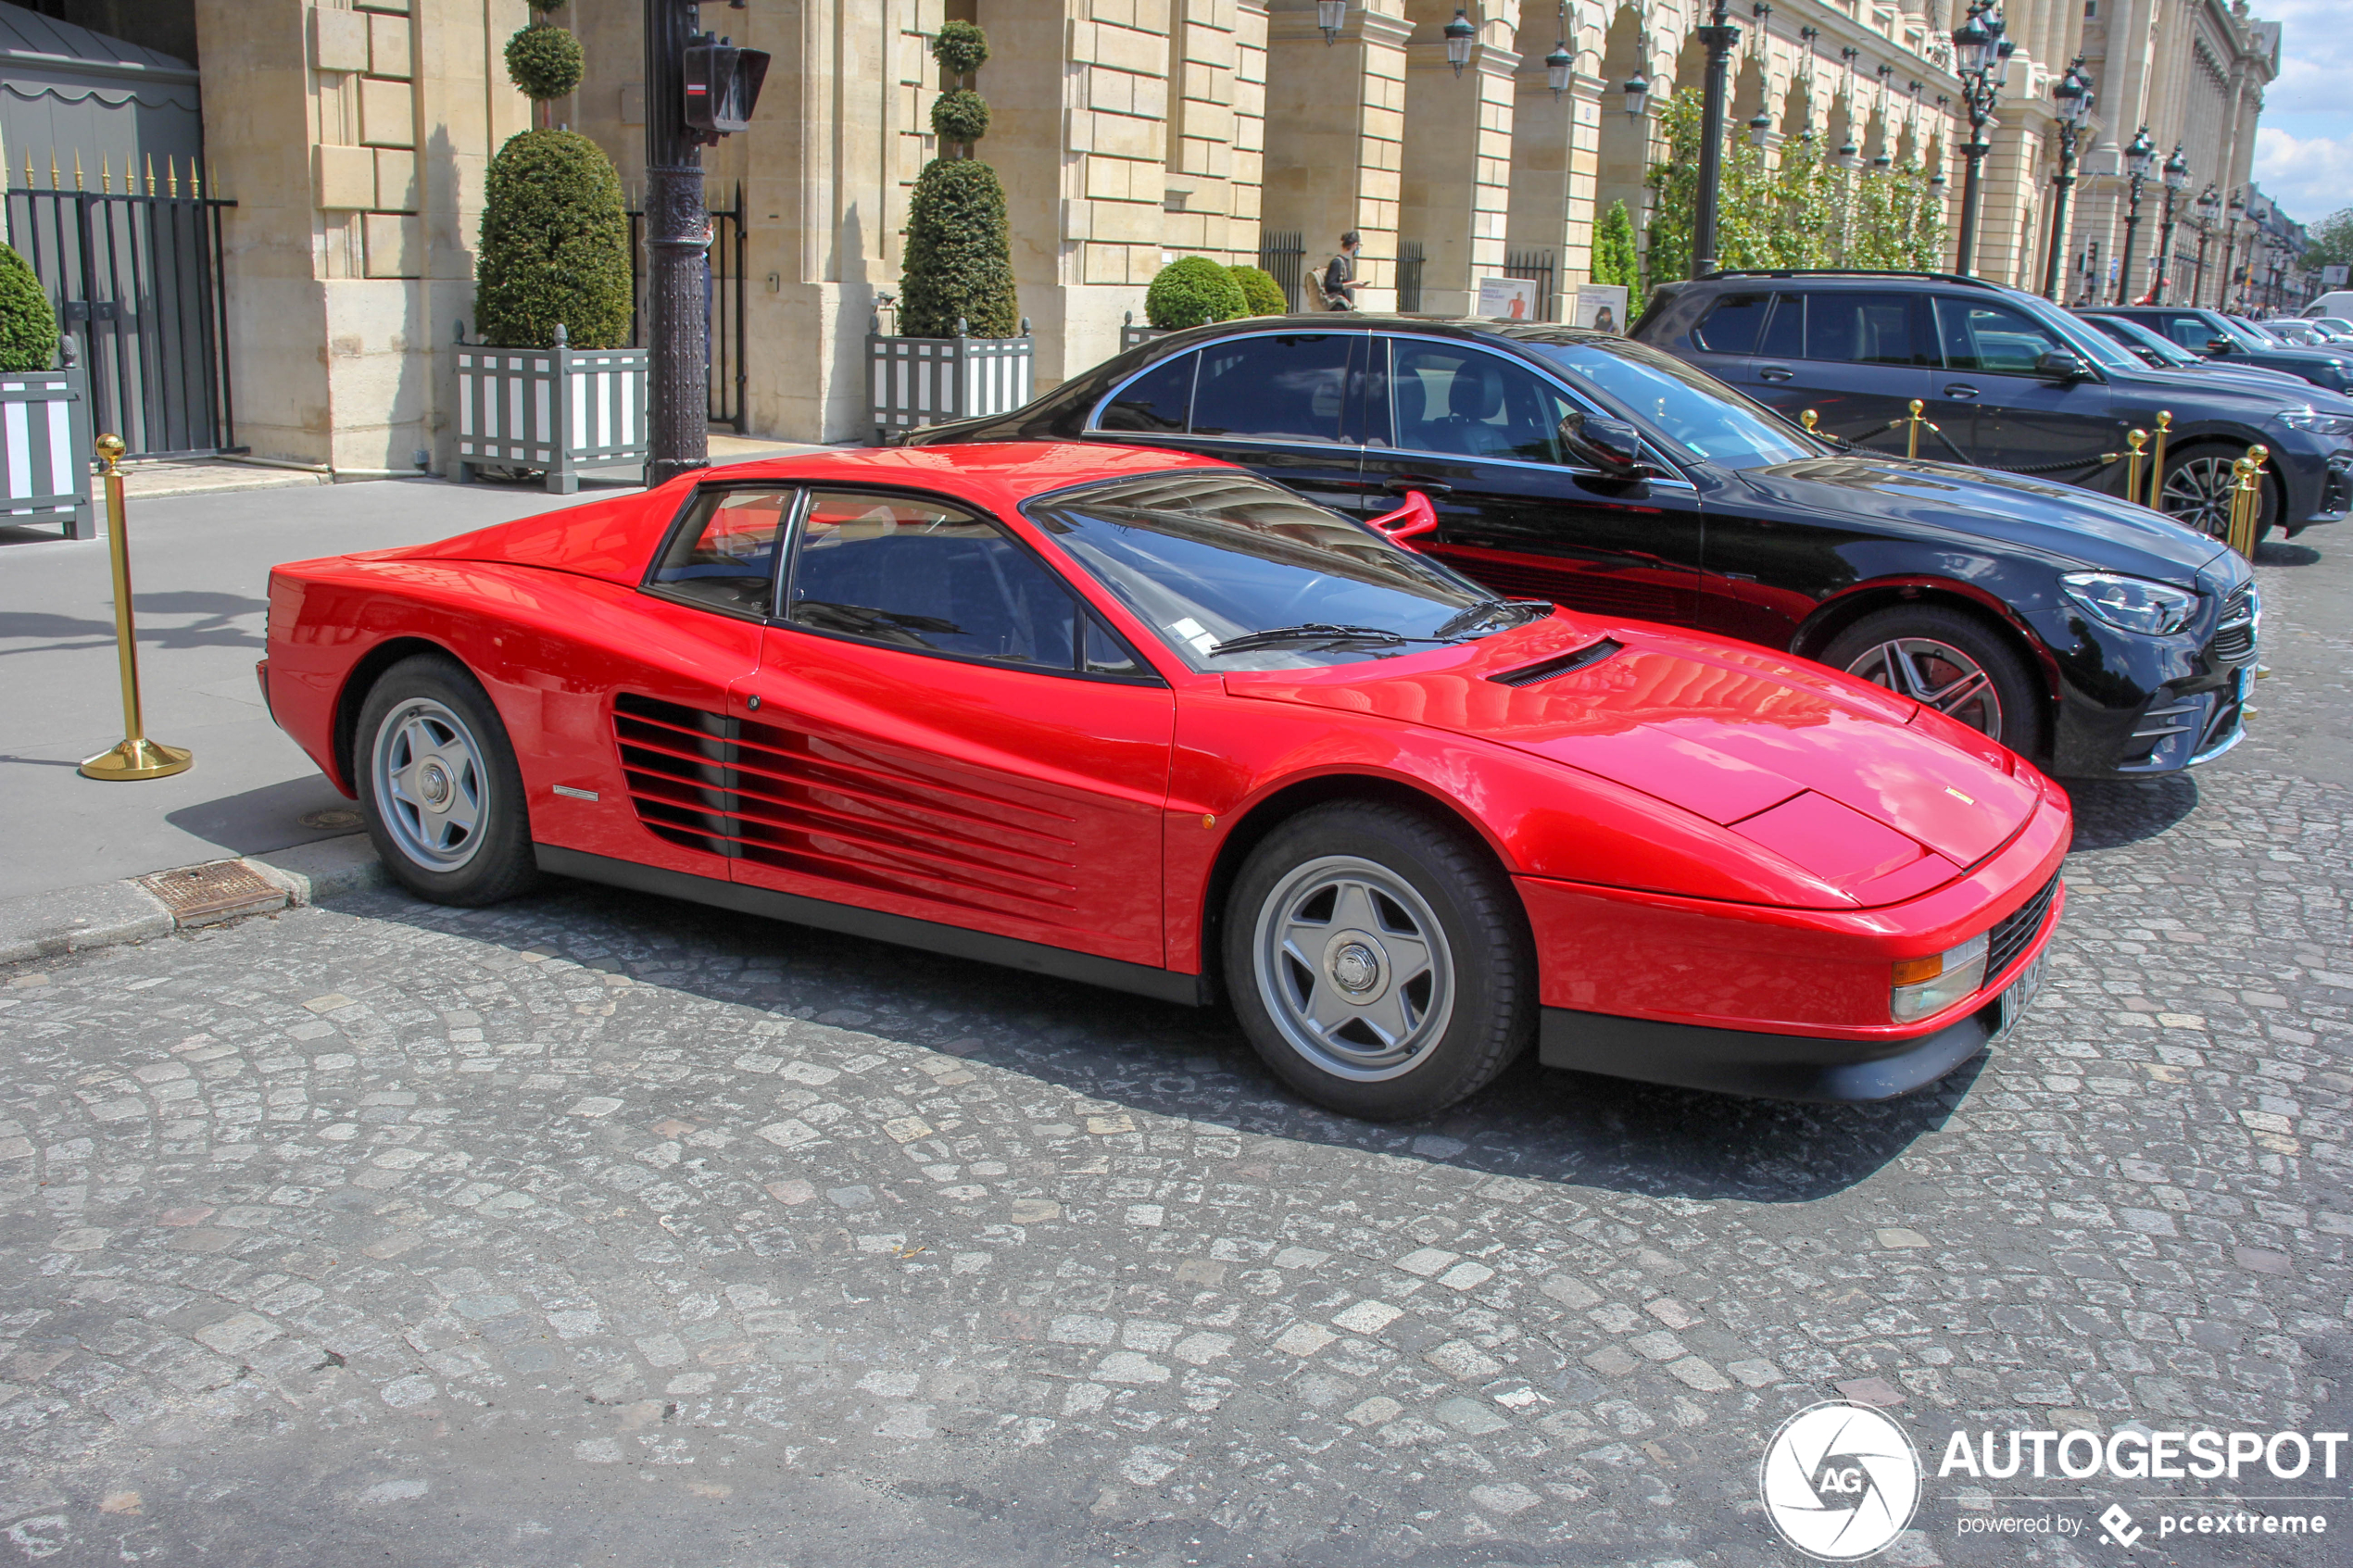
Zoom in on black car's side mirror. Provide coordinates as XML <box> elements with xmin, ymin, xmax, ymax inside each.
<box><xmin>1557</xmin><ymin>411</ymin><xmax>1655</xmax><ymax>479</ymax></box>
<box><xmin>2035</xmin><ymin>349</ymin><xmax>2089</xmax><ymax>381</ymax></box>
<box><xmin>2206</xmin><ymin>336</ymin><xmax>2235</xmax><ymax>355</ymax></box>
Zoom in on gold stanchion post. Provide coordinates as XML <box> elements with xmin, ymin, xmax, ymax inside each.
<box><xmin>2145</xmin><ymin>410</ymin><xmax>2171</xmax><ymax>508</ymax></box>
<box><xmin>2123</xmin><ymin>430</ymin><xmax>2147</xmax><ymax>509</ymax></box>
<box><xmin>2226</xmin><ymin>444</ymin><xmax>2267</xmax><ymax>558</ymax></box>
<box><xmin>1906</xmin><ymin>398</ymin><xmax>1925</xmax><ymax>459</ymax></box>
<box><xmin>79</xmin><ymin>434</ymin><xmax>193</xmax><ymax>781</ymax></box>
<box><xmin>1800</xmin><ymin>408</ymin><xmax>1819</xmax><ymax>434</ymax></box>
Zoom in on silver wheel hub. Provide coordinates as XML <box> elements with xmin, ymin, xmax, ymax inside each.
<box><xmin>2158</xmin><ymin>456</ymin><xmax>2238</xmax><ymax>538</ymax></box>
<box><xmin>1845</xmin><ymin>636</ymin><xmax>2004</xmax><ymax>738</ymax></box>
<box><xmin>1252</xmin><ymin>855</ymin><xmax>1455</xmax><ymax>1083</ymax></box>
<box><xmin>371</xmin><ymin>697</ymin><xmax>489</xmax><ymax>871</ymax></box>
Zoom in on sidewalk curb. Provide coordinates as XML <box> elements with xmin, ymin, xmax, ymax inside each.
<box><xmin>0</xmin><ymin>835</ymin><xmax>387</xmax><ymax>967</ymax></box>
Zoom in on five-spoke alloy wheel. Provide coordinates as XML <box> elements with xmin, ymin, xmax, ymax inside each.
<box><xmin>356</xmin><ymin>654</ymin><xmax>540</xmax><ymax>906</ymax></box>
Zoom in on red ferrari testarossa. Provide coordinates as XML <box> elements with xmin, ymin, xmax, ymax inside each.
<box><xmin>261</xmin><ymin>442</ymin><xmax>2066</xmax><ymax>1119</ymax></box>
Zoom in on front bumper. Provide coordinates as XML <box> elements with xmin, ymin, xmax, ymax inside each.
<box><xmin>1540</xmin><ymin>996</ymin><xmax>2001</xmax><ymax>1100</ymax></box>
<box><xmin>2031</xmin><ymin>582</ymin><xmax>2259</xmax><ymax>777</ymax></box>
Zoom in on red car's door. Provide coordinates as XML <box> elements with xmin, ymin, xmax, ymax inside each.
<box><xmin>733</xmin><ymin>488</ymin><xmax>1175</xmax><ymax>969</ymax></box>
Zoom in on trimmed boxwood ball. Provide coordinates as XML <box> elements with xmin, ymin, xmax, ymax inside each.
<box><xmin>899</xmin><ymin>157</ymin><xmax>1019</xmax><ymax>338</ymax></box>
<box><xmin>506</xmin><ymin>22</ymin><xmax>584</xmax><ymax>101</ymax></box>
<box><xmin>1145</xmin><ymin>256</ymin><xmax>1247</xmax><ymax>330</ymax></box>
<box><xmin>472</xmin><ymin>130</ymin><xmax>632</xmax><ymax>350</ymax></box>
<box><xmin>932</xmin><ymin>20</ymin><xmax>989</xmax><ymax>78</ymax></box>
<box><xmin>1227</xmin><ymin>263</ymin><xmax>1287</xmax><ymax>316</ymax></box>
<box><xmin>0</xmin><ymin>244</ymin><xmax>57</xmax><ymax>372</ymax></box>
<box><xmin>930</xmin><ymin>88</ymin><xmax>989</xmax><ymax>146</ymax></box>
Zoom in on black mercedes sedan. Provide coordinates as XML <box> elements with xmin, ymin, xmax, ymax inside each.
<box><xmin>904</xmin><ymin>317</ymin><xmax>2258</xmax><ymax>778</ymax></box>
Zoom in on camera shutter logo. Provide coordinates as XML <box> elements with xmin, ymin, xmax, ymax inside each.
<box><xmin>1759</xmin><ymin>1401</ymin><xmax>1923</xmax><ymax>1561</ymax></box>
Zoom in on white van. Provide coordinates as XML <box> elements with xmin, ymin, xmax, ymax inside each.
<box><xmin>2301</xmin><ymin>290</ymin><xmax>2353</xmax><ymax>320</ymax></box>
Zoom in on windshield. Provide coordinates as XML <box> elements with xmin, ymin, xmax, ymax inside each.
<box><xmin>1022</xmin><ymin>470</ymin><xmax>1540</xmax><ymax>671</ymax></box>
<box><xmin>2085</xmin><ymin>313</ymin><xmax>2197</xmax><ymax>365</ymax></box>
<box><xmin>2225</xmin><ymin>315</ymin><xmax>2276</xmax><ymax>345</ymax></box>
<box><xmin>1516</xmin><ymin>336</ymin><xmax>1817</xmax><ymax>470</ymax></box>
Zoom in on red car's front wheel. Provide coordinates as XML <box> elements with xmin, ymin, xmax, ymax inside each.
<box><xmin>1225</xmin><ymin>802</ymin><xmax>1532</xmax><ymax>1121</ymax></box>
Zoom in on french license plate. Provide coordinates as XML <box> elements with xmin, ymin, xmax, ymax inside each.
<box><xmin>1988</xmin><ymin>948</ymin><xmax>2049</xmax><ymax>1042</ymax></box>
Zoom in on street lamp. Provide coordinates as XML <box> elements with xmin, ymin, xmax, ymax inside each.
<box><xmin>2151</xmin><ymin>142</ymin><xmax>2189</xmax><ymax>304</ymax></box>
<box><xmin>2114</xmin><ymin>125</ymin><xmax>2155</xmax><ymax>305</ymax></box>
<box><xmin>1689</xmin><ymin>0</ymin><xmax>1742</xmax><ymax>277</ymax></box>
<box><xmin>2192</xmin><ymin>185</ymin><xmax>2219</xmax><ymax>306</ymax></box>
<box><xmin>1748</xmin><ymin>110</ymin><xmax>1772</xmax><ymax>146</ymax></box>
<box><xmin>1949</xmin><ymin>0</ymin><xmax>2007</xmax><ymax>279</ymax></box>
<box><xmin>1621</xmin><ymin>67</ymin><xmax>1649</xmax><ymax>119</ymax></box>
<box><xmin>2039</xmin><ymin>59</ymin><xmax>2093</xmax><ymax>302</ymax></box>
<box><xmin>1443</xmin><ymin>8</ymin><xmax>1475</xmax><ymax>76</ymax></box>
<box><xmin>1836</xmin><ymin>134</ymin><xmax>1859</xmax><ymax>169</ymax></box>
<box><xmin>1545</xmin><ymin>5</ymin><xmax>1574</xmax><ymax>97</ymax></box>
<box><xmin>1317</xmin><ymin>0</ymin><xmax>1346</xmax><ymax>44</ymax></box>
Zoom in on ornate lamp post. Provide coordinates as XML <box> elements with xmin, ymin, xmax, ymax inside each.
<box><xmin>1949</xmin><ymin>1</ymin><xmax>2009</xmax><ymax>279</ymax></box>
<box><xmin>2191</xmin><ymin>185</ymin><xmax>2219</xmax><ymax>306</ymax></box>
<box><xmin>2151</xmin><ymin>143</ymin><xmax>2189</xmax><ymax>303</ymax></box>
<box><xmin>2113</xmin><ymin>125</ymin><xmax>2155</xmax><ymax>305</ymax></box>
<box><xmin>2039</xmin><ymin>59</ymin><xmax>2092</xmax><ymax>301</ymax></box>
<box><xmin>1690</xmin><ymin>0</ymin><xmax>1743</xmax><ymax>277</ymax></box>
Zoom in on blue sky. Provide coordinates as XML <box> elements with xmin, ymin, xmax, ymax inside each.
<box><xmin>2250</xmin><ymin>0</ymin><xmax>2347</xmax><ymax>230</ymax></box>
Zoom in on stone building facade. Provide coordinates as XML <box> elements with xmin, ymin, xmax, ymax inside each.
<box><xmin>8</xmin><ymin>0</ymin><xmax>2288</xmax><ymax>466</ymax></box>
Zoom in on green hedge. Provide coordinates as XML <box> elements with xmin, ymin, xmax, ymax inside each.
<box><xmin>900</xmin><ymin>157</ymin><xmax>1019</xmax><ymax>338</ymax></box>
<box><xmin>1145</xmin><ymin>257</ymin><xmax>1247</xmax><ymax>329</ymax></box>
<box><xmin>472</xmin><ymin>130</ymin><xmax>632</xmax><ymax>349</ymax></box>
<box><xmin>930</xmin><ymin>88</ymin><xmax>989</xmax><ymax>147</ymax></box>
<box><xmin>0</xmin><ymin>244</ymin><xmax>57</xmax><ymax>372</ymax></box>
<box><xmin>1227</xmin><ymin>264</ymin><xmax>1287</xmax><ymax>316</ymax></box>
<box><xmin>505</xmin><ymin>22</ymin><xmax>583</xmax><ymax>101</ymax></box>
<box><xmin>933</xmin><ymin>20</ymin><xmax>989</xmax><ymax>78</ymax></box>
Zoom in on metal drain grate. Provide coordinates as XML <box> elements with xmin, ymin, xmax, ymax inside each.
<box><xmin>135</xmin><ymin>860</ymin><xmax>287</xmax><ymax>925</ymax></box>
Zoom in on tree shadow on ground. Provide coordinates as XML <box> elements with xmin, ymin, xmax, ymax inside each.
<box><xmin>0</xmin><ymin>590</ymin><xmax>268</xmax><ymax>654</ymax></box>
<box><xmin>344</xmin><ymin>873</ymin><xmax>1974</xmax><ymax>1210</ymax></box>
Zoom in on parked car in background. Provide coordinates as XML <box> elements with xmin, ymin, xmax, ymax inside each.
<box><xmin>2093</xmin><ymin>305</ymin><xmax>2353</xmax><ymax>394</ymax></box>
<box><xmin>262</xmin><ymin>443</ymin><xmax>2072</xmax><ymax>1112</ymax></box>
<box><xmin>906</xmin><ymin>316</ymin><xmax>2259</xmax><ymax>777</ymax></box>
<box><xmin>2307</xmin><ymin>317</ymin><xmax>2353</xmax><ymax>343</ymax></box>
<box><xmin>2259</xmin><ymin>320</ymin><xmax>2333</xmax><ymax>346</ymax></box>
<box><xmin>2075</xmin><ymin>311</ymin><xmax>2331</xmax><ymax>396</ymax></box>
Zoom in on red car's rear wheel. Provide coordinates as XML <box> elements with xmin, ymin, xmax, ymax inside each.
<box><xmin>356</xmin><ymin>654</ymin><xmax>540</xmax><ymax>907</ymax></box>
<box><xmin>1225</xmin><ymin>802</ymin><xmax>1531</xmax><ymax>1121</ymax></box>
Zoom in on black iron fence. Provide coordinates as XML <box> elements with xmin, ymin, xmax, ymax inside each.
<box><xmin>5</xmin><ymin>162</ymin><xmax>236</xmax><ymax>459</ymax></box>
<box><xmin>1397</xmin><ymin>240</ymin><xmax>1426</xmax><ymax>313</ymax></box>
<box><xmin>627</xmin><ymin>183</ymin><xmax>747</xmax><ymax>433</ymax></box>
<box><xmin>1504</xmin><ymin>248</ymin><xmax>1557</xmax><ymax>320</ymax></box>
<box><xmin>1258</xmin><ymin>229</ymin><xmax>1305</xmax><ymax>311</ymax></box>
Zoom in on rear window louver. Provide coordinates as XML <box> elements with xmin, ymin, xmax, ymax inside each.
<box><xmin>1487</xmin><ymin>638</ymin><xmax>1622</xmax><ymax>687</ymax></box>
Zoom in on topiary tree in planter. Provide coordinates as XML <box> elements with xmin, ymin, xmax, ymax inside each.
<box><xmin>0</xmin><ymin>243</ymin><xmax>59</xmax><ymax>371</ymax></box>
<box><xmin>1146</xmin><ymin>257</ymin><xmax>1248</xmax><ymax>329</ymax></box>
<box><xmin>1227</xmin><ymin>263</ymin><xmax>1288</xmax><ymax>316</ymax></box>
<box><xmin>899</xmin><ymin>23</ymin><xmax>1019</xmax><ymax>337</ymax></box>
<box><xmin>473</xmin><ymin>130</ymin><xmax>632</xmax><ymax>349</ymax></box>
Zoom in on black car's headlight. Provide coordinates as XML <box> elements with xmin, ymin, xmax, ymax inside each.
<box><xmin>2060</xmin><ymin>571</ymin><xmax>2198</xmax><ymax>635</ymax></box>
<box><xmin>2278</xmin><ymin>409</ymin><xmax>2353</xmax><ymax>438</ymax></box>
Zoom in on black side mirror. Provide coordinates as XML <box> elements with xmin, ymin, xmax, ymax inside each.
<box><xmin>1556</xmin><ymin>411</ymin><xmax>1655</xmax><ymax>479</ymax></box>
<box><xmin>2035</xmin><ymin>348</ymin><xmax>2089</xmax><ymax>381</ymax></box>
<box><xmin>2206</xmin><ymin>337</ymin><xmax>2234</xmax><ymax>355</ymax></box>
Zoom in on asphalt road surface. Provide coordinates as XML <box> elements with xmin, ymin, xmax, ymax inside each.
<box><xmin>2</xmin><ymin>529</ymin><xmax>2348</xmax><ymax>1566</ymax></box>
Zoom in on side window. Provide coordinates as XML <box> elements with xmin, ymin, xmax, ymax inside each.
<box><xmin>647</xmin><ymin>487</ymin><xmax>794</xmax><ymax>617</ymax></box>
<box><xmin>1933</xmin><ymin>297</ymin><xmax>2066</xmax><ymax>373</ymax></box>
<box><xmin>787</xmin><ymin>492</ymin><xmax>1077</xmax><ymax>671</ymax></box>
<box><xmin>1097</xmin><ymin>353</ymin><xmax>1196</xmax><ymax>433</ymax></box>
<box><xmin>1691</xmin><ymin>291</ymin><xmax>1775</xmax><ymax>353</ymax></box>
<box><xmin>1803</xmin><ymin>291</ymin><xmax>1921</xmax><ymax>365</ymax></box>
<box><xmin>2161</xmin><ymin>315</ymin><xmax>2213</xmax><ymax>350</ymax></box>
<box><xmin>1083</xmin><ymin>614</ymin><xmax>1148</xmax><ymax>677</ymax></box>
<box><xmin>1757</xmin><ymin>292</ymin><xmax>1805</xmax><ymax>358</ymax></box>
<box><xmin>1390</xmin><ymin>342</ymin><xmax>1579</xmax><ymax>463</ymax></box>
<box><xmin>1191</xmin><ymin>334</ymin><xmax>1353</xmax><ymax>443</ymax></box>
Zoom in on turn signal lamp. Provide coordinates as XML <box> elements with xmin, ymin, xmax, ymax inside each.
<box><xmin>1891</xmin><ymin>933</ymin><xmax>1988</xmax><ymax>1022</ymax></box>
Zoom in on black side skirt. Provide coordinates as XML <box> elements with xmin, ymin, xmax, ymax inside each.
<box><xmin>535</xmin><ymin>846</ymin><xmax>1212</xmax><ymax>1009</ymax></box>
<box><xmin>1538</xmin><ymin>1005</ymin><xmax>1995</xmax><ymax>1103</ymax></box>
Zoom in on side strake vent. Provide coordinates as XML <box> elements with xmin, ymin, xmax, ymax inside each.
<box><xmin>1487</xmin><ymin>638</ymin><xmax>1623</xmax><ymax>688</ymax></box>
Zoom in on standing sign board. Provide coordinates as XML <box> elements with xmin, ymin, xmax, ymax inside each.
<box><xmin>1476</xmin><ymin>276</ymin><xmax>1539</xmax><ymax>320</ymax></box>
<box><xmin>1574</xmin><ymin>283</ymin><xmax>1629</xmax><ymax>334</ymax></box>
<box><xmin>2323</xmin><ymin>264</ymin><xmax>2350</xmax><ymax>288</ymax></box>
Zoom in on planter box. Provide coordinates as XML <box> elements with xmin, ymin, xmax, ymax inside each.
<box><xmin>1120</xmin><ymin>312</ymin><xmax>1167</xmax><ymax>353</ymax></box>
<box><xmin>869</xmin><ymin>318</ymin><xmax>1035</xmax><ymax>444</ymax></box>
<box><xmin>0</xmin><ymin>361</ymin><xmax>93</xmax><ymax>539</ymax></box>
<box><xmin>452</xmin><ymin>333</ymin><xmax>649</xmax><ymax>495</ymax></box>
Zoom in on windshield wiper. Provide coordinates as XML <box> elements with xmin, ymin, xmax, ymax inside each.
<box><xmin>1206</xmin><ymin>623</ymin><xmax>1416</xmax><ymax>656</ymax></box>
<box><xmin>1431</xmin><ymin>597</ymin><xmax>1552</xmax><ymax>640</ymax></box>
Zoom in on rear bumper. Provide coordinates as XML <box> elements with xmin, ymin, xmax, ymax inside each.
<box><xmin>1538</xmin><ymin>999</ymin><xmax>1997</xmax><ymax>1101</ymax></box>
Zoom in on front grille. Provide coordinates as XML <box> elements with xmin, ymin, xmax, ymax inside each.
<box><xmin>2211</xmin><ymin>584</ymin><xmax>2257</xmax><ymax>663</ymax></box>
<box><xmin>1488</xmin><ymin>638</ymin><xmax>1621</xmax><ymax>687</ymax></box>
<box><xmin>1985</xmin><ymin>872</ymin><xmax>2060</xmax><ymax>983</ymax></box>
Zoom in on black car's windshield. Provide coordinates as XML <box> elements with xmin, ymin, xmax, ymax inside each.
<box><xmin>1517</xmin><ymin>336</ymin><xmax>1816</xmax><ymax>470</ymax></box>
<box><xmin>2228</xmin><ymin>315</ymin><xmax>2279</xmax><ymax>345</ymax></box>
<box><xmin>1023</xmin><ymin>470</ymin><xmax>1537</xmax><ymax>671</ymax></box>
<box><xmin>2083</xmin><ymin>313</ymin><xmax>2199</xmax><ymax>366</ymax></box>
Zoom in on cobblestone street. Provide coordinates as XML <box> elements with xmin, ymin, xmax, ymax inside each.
<box><xmin>2</xmin><ymin>536</ymin><xmax>2347</xmax><ymax>1568</ymax></box>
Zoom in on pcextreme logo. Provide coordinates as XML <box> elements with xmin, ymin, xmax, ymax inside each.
<box><xmin>1759</xmin><ymin>1401</ymin><xmax>1924</xmax><ymax>1562</ymax></box>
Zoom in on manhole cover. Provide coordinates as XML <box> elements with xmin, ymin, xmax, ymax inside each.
<box><xmin>300</xmin><ymin>809</ymin><xmax>363</xmax><ymax>832</ymax></box>
<box><xmin>136</xmin><ymin>860</ymin><xmax>286</xmax><ymax>925</ymax></box>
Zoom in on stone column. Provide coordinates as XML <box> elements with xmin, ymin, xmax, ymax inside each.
<box><xmin>1398</xmin><ymin>0</ymin><xmax>1519</xmax><ymax>317</ymax></box>
<box><xmin>1164</xmin><ymin>0</ymin><xmax>1263</xmax><ymax>265</ymax></box>
<box><xmin>1263</xmin><ymin>0</ymin><xmax>1413</xmax><ymax>310</ymax></box>
<box><xmin>1505</xmin><ymin>67</ymin><xmax>1604</xmax><ymax>320</ymax></box>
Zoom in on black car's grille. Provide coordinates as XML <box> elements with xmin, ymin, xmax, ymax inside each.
<box><xmin>2212</xmin><ymin>585</ymin><xmax>2257</xmax><ymax>663</ymax></box>
<box><xmin>1985</xmin><ymin>872</ymin><xmax>2060</xmax><ymax>983</ymax></box>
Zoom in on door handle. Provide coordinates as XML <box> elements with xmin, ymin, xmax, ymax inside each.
<box><xmin>1757</xmin><ymin>365</ymin><xmax>1794</xmax><ymax>382</ymax></box>
<box><xmin>1944</xmin><ymin>383</ymin><xmax>1981</xmax><ymax>398</ymax></box>
<box><xmin>1383</xmin><ymin>476</ymin><xmax>1453</xmax><ymax>495</ymax></box>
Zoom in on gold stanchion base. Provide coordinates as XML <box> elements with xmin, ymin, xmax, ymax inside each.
<box><xmin>80</xmin><ymin>738</ymin><xmax>193</xmax><ymax>781</ymax></box>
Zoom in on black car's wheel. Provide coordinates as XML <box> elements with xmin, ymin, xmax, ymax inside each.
<box><xmin>2156</xmin><ymin>445</ymin><xmax>2274</xmax><ymax>544</ymax></box>
<box><xmin>1819</xmin><ymin>606</ymin><xmax>2042</xmax><ymax>756</ymax></box>
<box><xmin>355</xmin><ymin>654</ymin><xmax>540</xmax><ymax>907</ymax></box>
<box><xmin>1224</xmin><ymin>801</ymin><xmax>1532</xmax><ymax>1121</ymax></box>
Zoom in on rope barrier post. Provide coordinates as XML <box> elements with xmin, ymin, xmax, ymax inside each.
<box><xmin>1800</xmin><ymin>408</ymin><xmax>1819</xmax><ymax>434</ymax></box>
<box><xmin>79</xmin><ymin>434</ymin><xmax>194</xmax><ymax>782</ymax></box>
<box><xmin>1905</xmin><ymin>398</ymin><xmax>1925</xmax><ymax>460</ymax></box>
<box><xmin>2123</xmin><ymin>429</ymin><xmax>2147</xmax><ymax>510</ymax></box>
<box><xmin>2227</xmin><ymin>443</ymin><xmax>2267</xmax><ymax>558</ymax></box>
<box><xmin>2145</xmin><ymin>409</ymin><xmax>2171</xmax><ymax>508</ymax></box>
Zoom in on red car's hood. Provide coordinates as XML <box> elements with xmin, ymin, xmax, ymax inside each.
<box><xmin>1225</xmin><ymin>618</ymin><xmax>2041</xmax><ymax>902</ymax></box>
